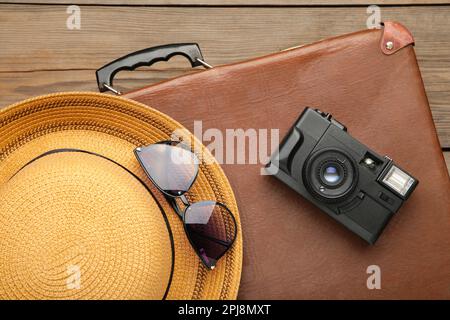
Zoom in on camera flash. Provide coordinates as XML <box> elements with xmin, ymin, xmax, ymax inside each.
<box><xmin>381</xmin><ymin>165</ymin><xmax>416</xmax><ymax>197</ymax></box>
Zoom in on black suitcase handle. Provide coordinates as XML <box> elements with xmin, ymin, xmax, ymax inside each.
<box><xmin>96</xmin><ymin>43</ymin><xmax>209</xmax><ymax>94</ymax></box>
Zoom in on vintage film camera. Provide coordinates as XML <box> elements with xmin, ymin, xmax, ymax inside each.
<box><xmin>266</xmin><ymin>108</ymin><xmax>418</xmax><ymax>244</ymax></box>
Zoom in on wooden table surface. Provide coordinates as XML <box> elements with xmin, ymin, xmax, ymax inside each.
<box><xmin>1</xmin><ymin>1</ymin><xmax>449</xmax><ymax>173</ymax></box>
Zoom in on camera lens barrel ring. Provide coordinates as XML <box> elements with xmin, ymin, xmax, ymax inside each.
<box><xmin>303</xmin><ymin>148</ymin><xmax>358</xmax><ymax>203</ymax></box>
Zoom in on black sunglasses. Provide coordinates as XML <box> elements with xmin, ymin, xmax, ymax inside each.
<box><xmin>134</xmin><ymin>141</ymin><xmax>237</xmax><ymax>270</ymax></box>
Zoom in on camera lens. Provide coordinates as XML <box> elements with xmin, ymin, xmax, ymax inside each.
<box><xmin>319</xmin><ymin>160</ymin><xmax>347</xmax><ymax>188</ymax></box>
<box><xmin>322</xmin><ymin>165</ymin><xmax>341</xmax><ymax>184</ymax></box>
<box><xmin>303</xmin><ymin>149</ymin><xmax>358</xmax><ymax>203</ymax></box>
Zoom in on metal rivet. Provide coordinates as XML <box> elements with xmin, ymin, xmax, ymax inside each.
<box><xmin>385</xmin><ymin>41</ymin><xmax>394</xmax><ymax>50</ymax></box>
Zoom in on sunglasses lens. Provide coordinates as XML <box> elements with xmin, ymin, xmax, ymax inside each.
<box><xmin>136</xmin><ymin>143</ymin><xmax>199</xmax><ymax>197</ymax></box>
<box><xmin>184</xmin><ymin>201</ymin><xmax>236</xmax><ymax>269</ymax></box>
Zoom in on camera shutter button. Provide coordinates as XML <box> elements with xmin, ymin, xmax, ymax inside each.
<box><xmin>315</xmin><ymin>109</ymin><xmax>330</xmax><ymax>118</ymax></box>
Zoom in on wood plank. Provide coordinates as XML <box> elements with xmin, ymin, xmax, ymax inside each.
<box><xmin>419</xmin><ymin>62</ymin><xmax>450</xmax><ymax>149</ymax></box>
<box><xmin>1</xmin><ymin>6</ymin><xmax>450</xmax><ymax>72</ymax></box>
<box><xmin>444</xmin><ymin>152</ymin><xmax>450</xmax><ymax>174</ymax></box>
<box><xmin>0</xmin><ymin>68</ymin><xmax>198</xmax><ymax>107</ymax></box>
<box><xmin>0</xmin><ymin>68</ymin><xmax>201</xmax><ymax>106</ymax></box>
<box><xmin>1</xmin><ymin>1</ymin><xmax>450</xmax><ymax>6</ymax></box>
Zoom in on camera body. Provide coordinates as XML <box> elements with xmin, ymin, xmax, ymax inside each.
<box><xmin>266</xmin><ymin>108</ymin><xmax>418</xmax><ymax>244</ymax></box>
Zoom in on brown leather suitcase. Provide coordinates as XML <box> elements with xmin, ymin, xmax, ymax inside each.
<box><xmin>97</xmin><ymin>21</ymin><xmax>450</xmax><ymax>299</ymax></box>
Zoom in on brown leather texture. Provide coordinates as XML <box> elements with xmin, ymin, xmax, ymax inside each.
<box><xmin>125</xmin><ymin>23</ymin><xmax>450</xmax><ymax>299</ymax></box>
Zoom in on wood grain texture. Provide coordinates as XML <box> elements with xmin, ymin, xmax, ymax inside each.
<box><xmin>1</xmin><ymin>4</ymin><xmax>449</xmax><ymax>148</ymax></box>
<box><xmin>1</xmin><ymin>6</ymin><xmax>450</xmax><ymax>71</ymax></box>
<box><xmin>0</xmin><ymin>68</ymin><xmax>201</xmax><ymax>106</ymax></box>
<box><xmin>445</xmin><ymin>152</ymin><xmax>450</xmax><ymax>173</ymax></box>
<box><xmin>2</xmin><ymin>1</ymin><xmax>450</xmax><ymax>5</ymax></box>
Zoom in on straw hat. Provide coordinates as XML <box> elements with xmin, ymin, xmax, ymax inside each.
<box><xmin>0</xmin><ymin>92</ymin><xmax>242</xmax><ymax>300</ymax></box>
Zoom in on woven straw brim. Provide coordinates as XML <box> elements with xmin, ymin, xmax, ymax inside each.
<box><xmin>0</xmin><ymin>92</ymin><xmax>242</xmax><ymax>300</ymax></box>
